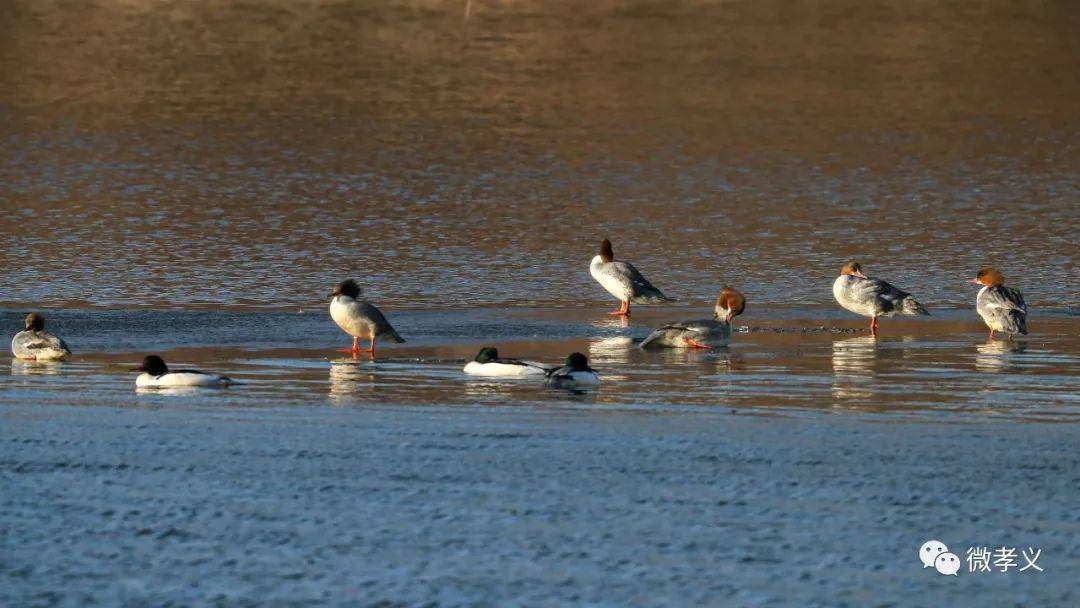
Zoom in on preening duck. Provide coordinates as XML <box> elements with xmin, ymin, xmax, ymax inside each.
<box><xmin>640</xmin><ymin>286</ymin><xmax>746</xmax><ymax>349</ymax></box>
<box><xmin>329</xmin><ymin>279</ymin><xmax>405</xmax><ymax>357</ymax></box>
<box><xmin>832</xmin><ymin>261</ymin><xmax>928</xmax><ymax>336</ymax></box>
<box><xmin>589</xmin><ymin>239</ymin><xmax>672</xmax><ymax>316</ymax></box>
<box><xmin>131</xmin><ymin>355</ymin><xmax>232</xmax><ymax>388</ymax></box>
<box><xmin>11</xmin><ymin>313</ymin><xmax>71</xmax><ymax>361</ymax></box>
<box><xmin>970</xmin><ymin>267</ymin><xmax>1027</xmax><ymax>340</ymax></box>
<box><xmin>463</xmin><ymin>346</ymin><xmax>554</xmax><ymax>377</ymax></box>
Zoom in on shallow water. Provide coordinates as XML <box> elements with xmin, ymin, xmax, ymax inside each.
<box><xmin>3</xmin><ymin>306</ymin><xmax>1077</xmax><ymax>421</ymax></box>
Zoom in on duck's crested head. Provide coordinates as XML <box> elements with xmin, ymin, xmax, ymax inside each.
<box><xmin>715</xmin><ymin>286</ymin><xmax>746</xmax><ymax>322</ymax></box>
<box><xmin>841</xmin><ymin>261</ymin><xmax>867</xmax><ymax>279</ymax></box>
<box><xmin>565</xmin><ymin>352</ymin><xmax>590</xmax><ymax>371</ymax></box>
<box><xmin>331</xmin><ymin>279</ymin><xmax>361</xmax><ymax>299</ymax></box>
<box><xmin>599</xmin><ymin>239</ymin><xmax>614</xmax><ymax>263</ymax></box>
<box><xmin>132</xmin><ymin>355</ymin><xmax>168</xmax><ymax>375</ymax></box>
<box><xmin>475</xmin><ymin>346</ymin><xmax>499</xmax><ymax>363</ymax></box>
<box><xmin>24</xmin><ymin>312</ymin><xmax>45</xmax><ymax>332</ymax></box>
<box><xmin>974</xmin><ymin>267</ymin><xmax>1005</xmax><ymax>287</ymax></box>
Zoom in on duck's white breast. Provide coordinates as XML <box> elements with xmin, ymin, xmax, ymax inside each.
<box><xmin>463</xmin><ymin>361</ymin><xmax>546</xmax><ymax>377</ymax></box>
<box><xmin>136</xmin><ymin>372</ymin><xmax>225</xmax><ymax>388</ymax></box>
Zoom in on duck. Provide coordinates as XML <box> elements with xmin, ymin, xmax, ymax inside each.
<box><xmin>970</xmin><ymin>267</ymin><xmax>1027</xmax><ymax>340</ymax></box>
<box><xmin>329</xmin><ymin>279</ymin><xmax>405</xmax><ymax>357</ymax></box>
<box><xmin>832</xmin><ymin>261</ymin><xmax>928</xmax><ymax>335</ymax></box>
<box><xmin>545</xmin><ymin>352</ymin><xmax>600</xmax><ymax>386</ymax></box>
<box><xmin>640</xmin><ymin>286</ymin><xmax>746</xmax><ymax>349</ymax></box>
<box><xmin>463</xmin><ymin>346</ymin><xmax>554</xmax><ymax>377</ymax></box>
<box><xmin>130</xmin><ymin>355</ymin><xmax>232</xmax><ymax>388</ymax></box>
<box><xmin>11</xmin><ymin>313</ymin><xmax>71</xmax><ymax>361</ymax></box>
<box><xmin>589</xmin><ymin>238</ymin><xmax>673</xmax><ymax>316</ymax></box>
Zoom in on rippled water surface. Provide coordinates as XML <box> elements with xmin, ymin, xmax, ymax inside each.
<box><xmin>2</xmin><ymin>307</ymin><xmax>1077</xmax><ymax>421</ymax></box>
<box><xmin>1</xmin><ymin>0</ymin><xmax>1077</xmax><ymax>309</ymax></box>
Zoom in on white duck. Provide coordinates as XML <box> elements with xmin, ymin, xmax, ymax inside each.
<box><xmin>640</xmin><ymin>286</ymin><xmax>746</xmax><ymax>349</ymax></box>
<box><xmin>329</xmin><ymin>279</ymin><xmax>405</xmax><ymax>357</ymax></box>
<box><xmin>11</xmin><ymin>313</ymin><xmax>71</xmax><ymax>361</ymax></box>
<box><xmin>463</xmin><ymin>347</ymin><xmax>554</xmax><ymax>377</ymax></box>
<box><xmin>832</xmin><ymin>261</ymin><xmax>928</xmax><ymax>335</ymax></box>
<box><xmin>131</xmin><ymin>355</ymin><xmax>232</xmax><ymax>388</ymax></box>
<box><xmin>589</xmin><ymin>239</ymin><xmax>672</xmax><ymax>316</ymax></box>
<box><xmin>970</xmin><ymin>267</ymin><xmax>1027</xmax><ymax>340</ymax></box>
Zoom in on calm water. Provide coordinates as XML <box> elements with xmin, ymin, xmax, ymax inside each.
<box><xmin>0</xmin><ymin>0</ymin><xmax>1076</xmax><ymax>418</ymax></box>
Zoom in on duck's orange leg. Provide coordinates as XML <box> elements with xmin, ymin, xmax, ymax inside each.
<box><xmin>607</xmin><ymin>301</ymin><xmax>631</xmax><ymax>316</ymax></box>
<box><xmin>870</xmin><ymin>315</ymin><xmax>879</xmax><ymax>336</ymax></box>
<box><xmin>685</xmin><ymin>338</ymin><xmax>711</xmax><ymax>350</ymax></box>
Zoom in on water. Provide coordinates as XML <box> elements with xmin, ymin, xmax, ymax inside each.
<box><xmin>2</xmin><ymin>306</ymin><xmax>1077</xmax><ymax>420</ymax></box>
<box><xmin>1</xmin><ymin>0</ymin><xmax>1076</xmax><ymax>309</ymax></box>
<box><xmin>1</xmin><ymin>2</ymin><xmax>1079</xmax><ymax>604</ymax></box>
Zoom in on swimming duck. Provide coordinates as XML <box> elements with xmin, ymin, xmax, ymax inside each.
<box><xmin>832</xmin><ymin>261</ymin><xmax>928</xmax><ymax>335</ymax></box>
<box><xmin>463</xmin><ymin>346</ymin><xmax>554</xmax><ymax>377</ymax></box>
<box><xmin>329</xmin><ymin>279</ymin><xmax>405</xmax><ymax>357</ymax></box>
<box><xmin>640</xmin><ymin>286</ymin><xmax>746</xmax><ymax>349</ymax></box>
<box><xmin>970</xmin><ymin>267</ymin><xmax>1027</xmax><ymax>340</ymax></box>
<box><xmin>11</xmin><ymin>313</ymin><xmax>71</xmax><ymax>361</ymax></box>
<box><xmin>131</xmin><ymin>355</ymin><xmax>232</xmax><ymax>388</ymax></box>
<box><xmin>589</xmin><ymin>239</ymin><xmax>672</xmax><ymax>316</ymax></box>
<box><xmin>545</xmin><ymin>352</ymin><xmax>600</xmax><ymax>386</ymax></box>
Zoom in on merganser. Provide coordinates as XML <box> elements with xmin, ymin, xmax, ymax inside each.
<box><xmin>131</xmin><ymin>355</ymin><xmax>232</xmax><ymax>388</ymax></box>
<box><xmin>329</xmin><ymin>279</ymin><xmax>405</xmax><ymax>357</ymax></box>
<box><xmin>545</xmin><ymin>352</ymin><xmax>600</xmax><ymax>386</ymax></box>
<box><xmin>970</xmin><ymin>267</ymin><xmax>1027</xmax><ymax>340</ymax></box>
<box><xmin>640</xmin><ymin>286</ymin><xmax>746</xmax><ymax>349</ymax></box>
<box><xmin>11</xmin><ymin>313</ymin><xmax>71</xmax><ymax>361</ymax></box>
<box><xmin>832</xmin><ymin>261</ymin><xmax>928</xmax><ymax>335</ymax></box>
<box><xmin>463</xmin><ymin>346</ymin><xmax>554</xmax><ymax>377</ymax></box>
<box><xmin>589</xmin><ymin>239</ymin><xmax>672</xmax><ymax>316</ymax></box>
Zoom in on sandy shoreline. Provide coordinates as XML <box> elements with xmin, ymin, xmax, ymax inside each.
<box><xmin>3</xmin><ymin>403</ymin><xmax>1077</xmax><ymax>606</ymax></box>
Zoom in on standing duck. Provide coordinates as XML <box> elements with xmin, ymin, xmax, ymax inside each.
<box><xmin>130</xmin><ymin>355</ymin><xmax>232</xmax><ymax>388</ymax></box>
<box><xmin>640</xmin><ymin>286</ymin><xmax>746</xmax><ymax>349</ymax></box>
<box><xmin>832</xmin><ymin>261</ymin><xmax>928</xmax><ymax>336</ymax></box>
<box><xmin>545</xmin><ymin>352</ymin><xmax>600</xmax><ymax>386</ymax></box>
<box><xmin>589</xmin><ymin>239</ymin><xmax>672</xmax><ymax>316</ymax></box>
<box><xmin>11</xmin><ymin>313</ymin><xmax>71</xmax><ymax>361</ymax></box>
<box><xmin>463</xmin><ymin>347</ymin><xmax>554</xmax><ymax>377</ymax></box>
<box><xmin>329</xmin><ymin>279</ymin><xmax>405</xmax><ymax>357</ymax></box>
<box><xmin>970</xmin><ymin>267</ymin><xmax>1027</xmax><ymax>340</ymax></box>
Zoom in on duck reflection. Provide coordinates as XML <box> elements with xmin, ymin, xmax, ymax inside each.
<box><xmin>830</xmin><ymin>335</ymin><xmax>878</xmax><ymax>401</ymax></box>
<box><xmin>10</xmin><ymin>360</ymin><xmax>64</xmax><ymax>376</ymax></box>
<box><xmin>328</xmin><ymin>359</ymin><xmax>378</xmax><ymax>400</ymax></box>
<box><xmin>975</xmin><ymin>340</ymin><xmax>1026</xmax><ymax>373</ymax></box>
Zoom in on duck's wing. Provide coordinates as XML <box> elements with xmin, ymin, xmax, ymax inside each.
<box><xmin>500</xmin><ymin>357</ymin><xmax>557</xmax><ymax>372</ymax></box>
<box><xmin>357</xmin><ymin>301</ymin><xmax>406</xmax><ymax>342</ymax></box>
<box><xmin>607</xmin><ymin>261</ymin><xmax>672</xmax><ymax>303</ymax></box>
<box><xmin>984</xmin><ymin>286</ymin><xmax>1027</xmax><ymax>313</ymax></box>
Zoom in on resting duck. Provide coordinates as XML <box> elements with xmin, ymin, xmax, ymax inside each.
<box><xmin>832</xmin><ymin>261</ymin><xmax>928</xmax><ymax>335</ymax></box>
<box><xmin>545</xmin><ymin>352</ymin><xmax>600</xmax><ymax>386</ymax></box>
<box><xmin>329</xmin><ymin>279</ymin><xmax>405</xmax><ymax>357</ymax></box>
<box><xmin>131</xmin><ymin>355</ymin><xmax>232</xmax><ymax>388</ymax></box>
<box><xmin>463</xmin><ymin>347</ymin><xmax>554</xmax><ymax>377</ymax></box>
<box><xmin>970</xmin><ymin>267</ymin><xmax>1027</xmax><ymax>340</ymax></box>
<box><xmin>640</xmin><ymin>286</ymin><xmax>746</xmax><ymax>349</ymax></box>
<box><xmin>11</xmin><ymin>313</ymin><xmax>71</xmax><ymax>361</ymax></box>
<box><xmin>589</xmin><ymin>239</ymin><xmax>672</xmax><ymax>316</ymax></box>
